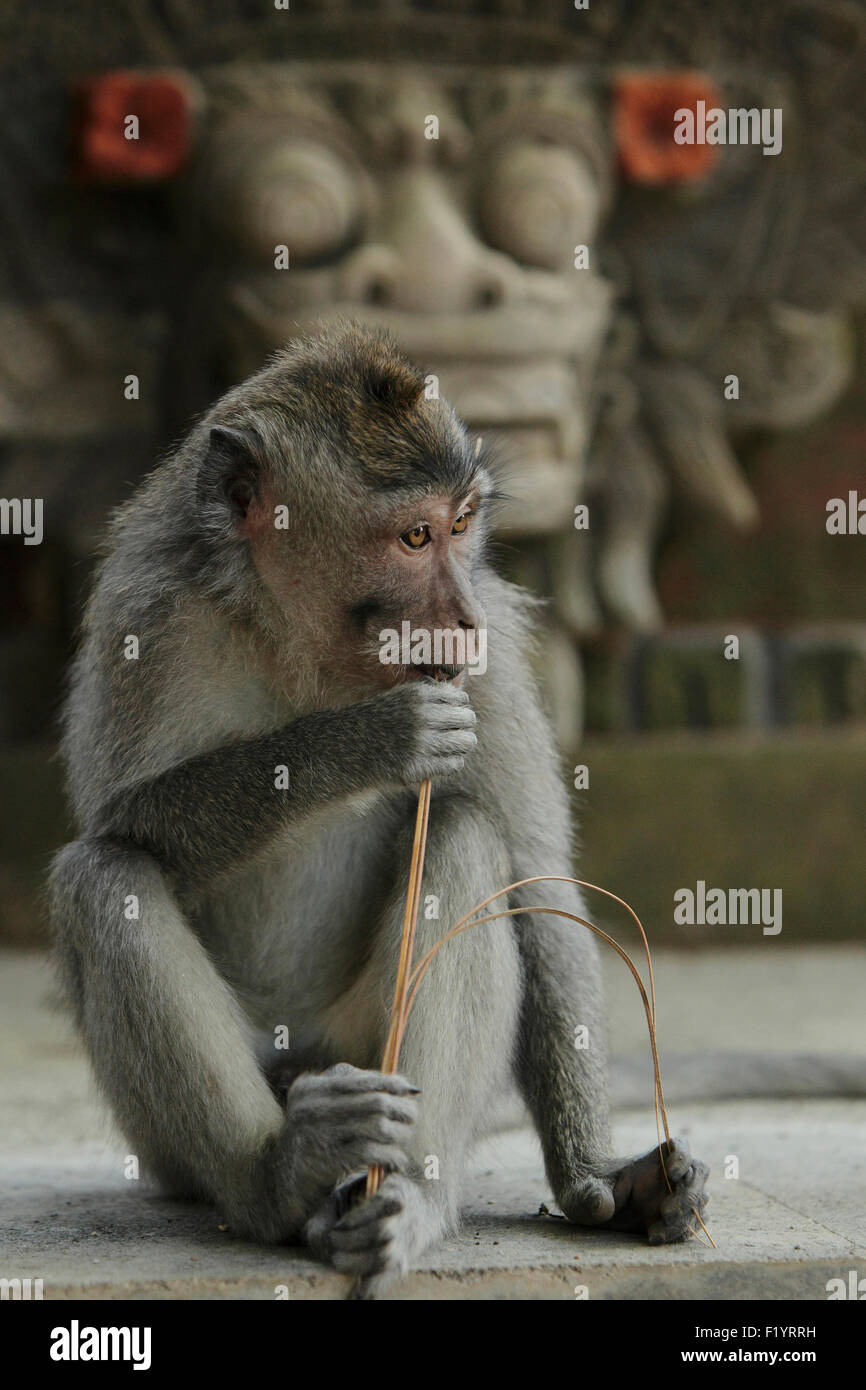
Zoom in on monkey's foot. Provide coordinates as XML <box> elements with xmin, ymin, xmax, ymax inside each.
<box><xmin>559</xmin><ymin>1138</ymin><xmax>709</xmax><ymax>1245</ymax></box>
<box><xmin>304</xmin><ymin>1171</ymin><xmax>437</xmax><ymax>1291</ymax></box>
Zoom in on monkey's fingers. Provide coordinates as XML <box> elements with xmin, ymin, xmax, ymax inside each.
<box><xmin>424</xmin><ymin>701</ymin><xmax>477</xmax><ymax>729</ymax></box>
<box><xmin>295</xmin><ymin>1062</ymin><xmax>421</xmax><ymax>1096</ymax></box>
<box><xmin>419</xmin><ymin>680</ymin><xmax>472</xmax><ymax>705</ymax></box>
<box><xmin>292</xmin><ymin>1091</ymin><xmax>419</xmax><ymax>1127</ymax></box>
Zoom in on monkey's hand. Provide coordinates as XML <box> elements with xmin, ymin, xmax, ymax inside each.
<box><xmin>275</xmin><ymin>1063</ymin><xmax>419</xmax><ymax>1226</ymax></box>
<box><xmin>373</xmin><ymin>678</ymin><xmax>477</xmax><ymax>785</ymax></box>
<box><xmin>558</xmin><ymin>1139</ymin><xmax>709</xmax><ymax>1245</ymax></box>
<box><xmin>304</xmin><ymin>1170</ymin><xmax>429</xmax><ymax>1290</ymax></box>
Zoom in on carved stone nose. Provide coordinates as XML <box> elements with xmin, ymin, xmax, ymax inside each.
<box><xmin>340</xmin><ymin>170</ymin><xmax>519</xmax><ymax>314</ymax></box>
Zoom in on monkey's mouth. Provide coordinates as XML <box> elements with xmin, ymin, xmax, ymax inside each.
<box><xmin>405</xmin><ymin>663</ymin><xmax>465</xmax><ymax>685</ymax></box>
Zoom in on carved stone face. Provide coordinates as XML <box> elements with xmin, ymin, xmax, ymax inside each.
<box><xmin>188</xmin><ymin>64</ymin><xmax>614</xmax><ymax>535</ymax></box>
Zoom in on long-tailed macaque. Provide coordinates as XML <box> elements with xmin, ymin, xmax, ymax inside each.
<box><xmin>49</xmin><ymin>323</ymin><xmax>708</xmax><ymax>1291</ymax></box>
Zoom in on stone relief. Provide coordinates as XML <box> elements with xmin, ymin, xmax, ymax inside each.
<box><xmin>1</xmin><ymin>1</ymin><xmax>865</xmax><ymax>743</ymax></box>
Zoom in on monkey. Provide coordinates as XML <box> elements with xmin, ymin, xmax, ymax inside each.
<box><xmin>49</xmin><ymin>321</ymin><xmax>709</xmax><ymax>1293</ymax></box>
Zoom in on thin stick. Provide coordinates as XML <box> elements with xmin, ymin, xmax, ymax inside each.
<box><xmin>362</xmin><ymin>831</ymin><xmax>714</xmax><ymax>1247</ymax></box>
<box><xmin>386</xmin><ymin>874</ymin><xmax>715</xmax><ymax>1248</ymax></box>
<box><xmin>364</xmin><ymin>778</ymin><xmax>431</xmax><ymax>1199</ymax></box>
<box><xmin>403</xmin><ymin>905</ymin><xmax>668</xmax><ymax>1132</ymax></box>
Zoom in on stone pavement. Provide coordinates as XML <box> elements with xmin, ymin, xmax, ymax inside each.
<box><xmin>2</xmin><ymin>945</ymin><xmax>864</xmax><ymax>1300</ymax></box>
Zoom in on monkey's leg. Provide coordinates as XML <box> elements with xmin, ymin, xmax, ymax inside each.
<box><xmin>304</xmin><ymin>793</ymin><xmax>522</xmax><ymax>1286</ymax></box>
<box><xmin>50</xmin><ymin>838</ymin><xmax>287</xmax><ymax>1225</ymax></box>
<box><xmin>511</xmin><ymin>879</ymin><xmax>709</xmax><ymax>1244</ymax></box>
<box><xmin>50</xmin><ymin>839</ymin><xmax>418</xmax><ymax>1242</ymax></box>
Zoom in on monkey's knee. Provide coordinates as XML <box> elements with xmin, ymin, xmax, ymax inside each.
<box><xmin>49</xmin><ymin>836</ymin><xmax>179</xmax><ymax>1027</ymax></box>
<box><xmin>49</xmin><ymin>836</ymin><xmax>105</xmax><ymax>925</ymax></box>
<box><xmin>50</xmin><ymin>839</ymin><xmax>119</xmax><ymax>1002</ymax></box>
<box><xmin>50</xmin><ymin>836</ymin><xmax>169</xmax><ymax>933</ymax></box>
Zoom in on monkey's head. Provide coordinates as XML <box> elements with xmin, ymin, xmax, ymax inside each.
<box><xmin>194</xmin><ymin>323</ymin><xmax>494</xmax><ymax>701</ymax></box>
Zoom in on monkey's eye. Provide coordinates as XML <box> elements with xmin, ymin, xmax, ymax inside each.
<box><xmin>401</xmin><ymin>524</ymin><xmax>431</xmax><ymax>550</ymax></box>
<box><xmin>451</xmin><ymin>512</ymin><xmax>470</xmax><ymax>536</ymax></box>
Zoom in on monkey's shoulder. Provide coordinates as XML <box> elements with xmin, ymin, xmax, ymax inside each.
<box><xmin>63</xmin><ymin>590</ymin><xmax>286</xmax><ymax>815</ymax></box>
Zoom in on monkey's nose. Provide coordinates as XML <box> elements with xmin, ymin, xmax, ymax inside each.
<box><xmin>429</xmin><ymin>663</ymin><xmax>465</xmax><ymax>681</ymax></box>
<box><xmin>458</xmin><ymin>609</ymin><xmax>485</xmax><ymax>636</ymax></box>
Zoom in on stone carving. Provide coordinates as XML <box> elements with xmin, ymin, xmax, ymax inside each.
<box><xmin>177</xmin><ymin>64</ymin><xmax>616</xmax><ymax>735</ymax></box>
<box><xmin>1</xmin><ymin>0</ymin><xmax>864</xmax><ymax>745</ymax></box>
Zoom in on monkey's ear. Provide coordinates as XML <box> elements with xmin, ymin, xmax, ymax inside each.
<box><xmin>198</xmin><ymin>425</ymin><xmax>263</xmax><ymax>522</ymax></box>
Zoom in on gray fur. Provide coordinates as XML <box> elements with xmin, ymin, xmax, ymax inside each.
<box><xmin>49</xmin><ymin>323</ymin><xmax>707</xmax><ymax>1288</ymax></box>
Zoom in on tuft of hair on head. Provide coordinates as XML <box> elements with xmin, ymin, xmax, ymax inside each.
<box><xmin>360</xmin><ymin>350</ymin><xmax>425</xmax><ymax>412</ymax></box>
<box><xmin>242</xmin><ymin>321</ymin><xmax>480</xmax><ymax>496</ymax></box>
<box><xmin>277</xmin><ymin>320</ymin><xmax>425</xmax><ymax>411</ymax></box>
<box><xmin>338</xmin><ymin>323</ymin><xmax>425</xmax><ymax>414</ymax></box>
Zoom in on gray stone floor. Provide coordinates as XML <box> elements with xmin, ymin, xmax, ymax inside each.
<box><xmin>2</xmin><ymin>945</ymin><xmax>865</xmax><ymax>1299</ymax></box>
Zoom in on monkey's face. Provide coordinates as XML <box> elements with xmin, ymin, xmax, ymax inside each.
<box><xmin>211</xmin><ymin>332</ymin><xmax>492</xmax><ymax>701</ymax></box>
<box><xmin>246</xmin><ymin>478</ymin><xmax>489</xmax><ymax>699</ymax></box>
<box><xmin>345</xmin><ymin>485</ymin><xmax>489</xmax><ymax>692</ymax></box>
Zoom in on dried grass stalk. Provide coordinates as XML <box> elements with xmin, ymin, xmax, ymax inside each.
<box><xmin>364</xmin><ymin>786</ymin><xmax>714</xmax><ymax>1249</ymax></box>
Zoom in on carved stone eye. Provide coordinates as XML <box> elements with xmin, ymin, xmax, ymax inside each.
<box><xmin>233</xmin><ymin>140</ymin><xmax>361</xmax><ymax>264</ymax></box>
<box><xmin>479</xmin><ymin>139</ymin><xmax>602</xmax><ymax>271</ymax></box>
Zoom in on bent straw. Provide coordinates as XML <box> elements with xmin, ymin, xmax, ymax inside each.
<box><xmin>364</xmin><ymin>779</ymin><xmax>714</xmax><ymax>1247</ymax></box>
<box><xmin>364</xmin><ymin>777</ymin><xmax>432</xmax><ymax>1199</ymax></box>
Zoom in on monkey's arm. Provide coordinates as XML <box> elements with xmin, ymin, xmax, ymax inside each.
<box><xmin>50</xmin><ymin>839</ymin><xmax>421</xmax><ymax>1242</ymax></box>
<box><xmin>91</xmin><ymin>680</ymin><xmax>475</xmax><ymax>885</ymax></box>
<box><xmin>512</xmin><ymin>878</ymin><xmax>614</xmax><ymax>1181</ymax></box>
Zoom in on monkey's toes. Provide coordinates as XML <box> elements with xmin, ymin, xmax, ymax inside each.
<box><xmin>647</xmin><ymin>1153</ymin><xmax>710</xmax><ymax>1245</ymax></box>
<box><xmin>560</xmin><ymin>1173</ymin><xmax>616</xmax><ymax>1226</ymax></box>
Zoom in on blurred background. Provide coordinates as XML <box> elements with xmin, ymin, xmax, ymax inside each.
<box><xmin>1</xmin><ymin>0</ymin><xmax>864</xmax><ymax>951</ymax></box>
